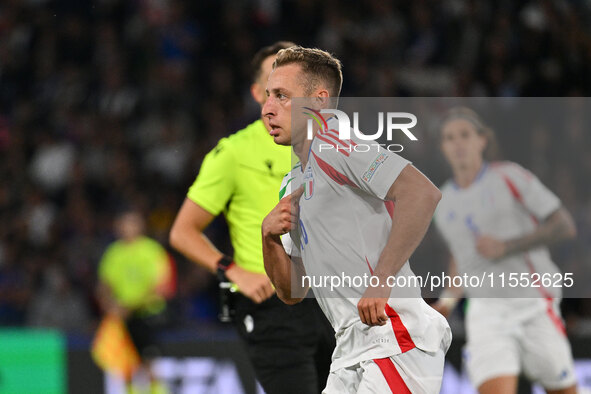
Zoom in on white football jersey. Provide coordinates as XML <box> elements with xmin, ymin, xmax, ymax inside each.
<box><xmin>280</xmin><ymin>121</ymin><xmax>450</xmax><ymax>371</ymax></box>
<box><xmin>434</xmin><ymin>161</ymin><xmax>563</xmax><ymax>300</ymax></box>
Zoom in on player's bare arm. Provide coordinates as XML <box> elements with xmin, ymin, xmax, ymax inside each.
<box><xmin>476</xmin><ymin>206</ymin><xmax>577</xmax><ymax>260</ymax></box>
<box><xmin>170</xmin><ymin>199</ymin><xmax>222</xmax><ymax>271</ymax></box>
<box><xmin>358</xmin><ymin>165</ymin><xmax>442</xmax><ymax>327</ymax></box>
<box><xmin>262</xmin><ymin>187</ymin><xmax>309</xmax><ymax>305</ymax></box>
<box><xmin>170</xmin><ymin>198</ymin><xmax>274</xmax><ymax>304</ymax></box>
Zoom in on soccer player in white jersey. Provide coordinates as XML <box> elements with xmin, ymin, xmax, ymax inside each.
<box><xmin>260</xmin><ymin>46</ymin><xmax>451</xmax><ymax>393</ymax></box>
<box><xmin>432</xmin><ymin>107</ymin><xmax>578</xmax><ymax>394</ymax></box>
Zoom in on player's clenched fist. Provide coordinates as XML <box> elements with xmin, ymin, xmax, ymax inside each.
<box><xmin>262</xmin><ymin>186</ymin><xmax>303</xmax><ymax>237</ymax></box>
<box><xmin>357</xmin><ymin>284</ymin><xmax>390</xmax><ymax>327</ymax></box>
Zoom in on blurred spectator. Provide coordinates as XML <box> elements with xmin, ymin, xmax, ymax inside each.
<box><xmin>27</xmin><ymin>264</ymin><xmax>91</xmax><ymax>333</ymax></box>
<box><xmin>28</xmin><ymin>133</ymin><xmax>76</xmax><ymax>193</ymax></box>
<box><xmin>22</xmin><ymin>187</ymin><xmax>56</xmax><ymax>247</ymax></box>
<box><xmin>0</xmin><ymin>243</ymin><xmax>32</xmax><ymax>326</ymax></box>
<box><xmin>0</xmin><ymin>0</ymin><xmax>590</xmax><ymax>333</ymax></box>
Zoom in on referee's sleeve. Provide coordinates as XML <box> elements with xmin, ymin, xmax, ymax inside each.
<box><xmin>187</xmin><ymin>138</ymin><xmax>235</xmax><ymax>216</ymax></box>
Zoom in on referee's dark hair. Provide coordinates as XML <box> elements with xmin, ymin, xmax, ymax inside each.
<box><xmin>251</xmin><ymin>41</ymin><xmax>296</xmax><ymax>83</ymax></box>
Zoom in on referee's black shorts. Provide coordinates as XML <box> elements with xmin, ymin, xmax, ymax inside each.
<box><xmin>233</xmin><ymin>294</ymin><xmax>335</xmax><ymax>394</ymax></box>
<box><xmin>125</xmin><ymin>311</ymin><xmax>165</xmax><ymax>361</ymax></box>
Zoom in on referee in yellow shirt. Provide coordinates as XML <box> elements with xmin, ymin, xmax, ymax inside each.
<box><xmin>169</xmin><ymin>42</ymin><xmax>334</xmax><ymax>394</ymax></box>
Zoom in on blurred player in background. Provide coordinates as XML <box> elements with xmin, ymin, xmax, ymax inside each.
<box><xmin>432</xmin><ymin>107</ymin><xmax>578</xmax><ymax>394</ymax></box>
<box><xmin>169</xmin><ymin>41</ymin><xmax>335</xmax><ymax>394</ymax></box>
<box><xmin>97</xmin><ymin>209</ymin><xmax>172</xmax><ymax>393</ymax></box>
<box><xmin>262</xmin><ymin>46</ymin><xmax>451</xmax><ymax>393</ymax></box>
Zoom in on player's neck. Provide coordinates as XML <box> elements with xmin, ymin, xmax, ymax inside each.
<box><xmin>453</xmin><ymin>160</ymin><xmax>485</xmax><ymax>189</ymax></box>
<box><xmin>293</xmin><ymin>138</ymin><xmax>313</xmax><ymax>168</ymax></box>
<box><xmin>121</xmin><ymin>234</ymin><xmax>141</xmax><ymax>243</ymax></box>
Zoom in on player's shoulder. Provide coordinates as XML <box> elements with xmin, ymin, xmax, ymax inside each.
<box><xmin>210</xmin><ymin>120</ymin><xmax>264</xmax><ymax>152</ymax></box>
<box><xmin>227</xmin><ymin>119</ymin><xmax>265</xmax><ymax>143</ymax></box>
<box><xmin>490</xmin><ymin>160</ymin><xmax>522</xmax><ymax>171</ymax></box>
<box><xmin>311</xmin><ymin>130</ymin><xmax>345</xmax><ymax>161</ymax></box>
<box><xmin>206</xmin><ymin>134</ymin><xmax>234</xmax><ymax>161</ymax></box>
<box><xmin>101</xmin><ymin>239</ymin><xmax>125</xmax><ymax>261</ymax></box>
<box><xmin>137</xmin><ymin>236</ymin><xmax>164</xmax><ymax>249</ymax></box>
<box><xmin>308</xmin><ymin>116</ymin><xmax>350</xmax><ymax>159</ymax></box>
<box><xmin>310</xmin><ymin>128</ymin><xmax>366</xmax><ymax>168</ymax></box>
<box><xmin>489</xmin><ymin>160</ymin><xmax>534</xmax><ymax>182</ymax></box>
<box><xmin>439</xmin><ymin>179</ymin><xmax>456</xmax><ymax>195</ymax></box>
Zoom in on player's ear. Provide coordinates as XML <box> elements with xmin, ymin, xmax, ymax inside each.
<box><xmin>316</xmin><ymin>90</ymin><xmax>330</xmax><ymax>108</ymax></box>
<box><xmin>250</xmin><ymin>83</ymin><xmax>264</xmax><ymax>106</ymax></box>
<box><xmin>478</xmin><ymin>132</ymin><xmax>488</xmax><ymax>152</ymax></box>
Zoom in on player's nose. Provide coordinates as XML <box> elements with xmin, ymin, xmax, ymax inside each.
<box><xmin>262</xmin><ymin>96</ymin><xmax>275</xmax><ymax>119</ymax></box>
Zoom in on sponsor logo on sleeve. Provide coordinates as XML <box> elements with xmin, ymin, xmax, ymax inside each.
<box><xmin>362</xmin><ymin>153</ymin><xmax>388</xmax><ymax>182</ymax></box>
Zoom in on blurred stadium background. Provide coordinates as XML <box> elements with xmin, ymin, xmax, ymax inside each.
<box><xmin>1</xmin><ymin>0</ymin><xmax>591</xmax><ymax>393</ymax></box>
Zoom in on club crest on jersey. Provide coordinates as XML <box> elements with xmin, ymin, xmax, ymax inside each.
<box><xmin>303</xmin><ymin>166</ymin><xmax>314</xmax><ymax>200</ymax></box>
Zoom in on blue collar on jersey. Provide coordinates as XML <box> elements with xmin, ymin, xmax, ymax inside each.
<box><xmin>451</xmin><ymin>161</ymin><xmax>488</xmax><ymax>190</ymax></box>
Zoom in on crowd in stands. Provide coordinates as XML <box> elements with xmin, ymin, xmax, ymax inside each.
<box><xmin>1</xmin><ymin>0</ymin><xmax>590</xmax><ymax>334</ymax></box>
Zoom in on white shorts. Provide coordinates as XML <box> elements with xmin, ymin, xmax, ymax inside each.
<box><xmin>322</xmin><ymin>343</ymin><xmax>447</xmax><ymax>394</ymax></box>
<box><xmin>464</xmin><ymin>298</ymin><xmax>576</xmax><ymax>390</ymax></box>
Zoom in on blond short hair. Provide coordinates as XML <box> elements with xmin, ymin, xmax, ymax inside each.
<box><xmin>274</xmin><ymin>46</ymin><xmax>343</xmax><ymax>97</ymax></box>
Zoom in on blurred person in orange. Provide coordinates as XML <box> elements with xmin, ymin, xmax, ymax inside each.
<box><xmin>96</xmin><ymin>209</ymin><xmax>173</xmax><ymax>394</ymax></box>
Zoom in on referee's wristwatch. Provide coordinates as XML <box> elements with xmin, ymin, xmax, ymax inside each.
<box><xmin>216</xmin><ymin>255</ymin><xmax>235</xmax><ymax>282</ymax></box>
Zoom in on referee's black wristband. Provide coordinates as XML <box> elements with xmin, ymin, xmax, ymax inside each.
<box><xmin>216</xmin><ymin>255</ymin><xmax>235</xmax><ymax>282</ymax></box>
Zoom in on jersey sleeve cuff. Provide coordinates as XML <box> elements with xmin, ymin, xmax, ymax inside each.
<box><xmin>371</xmin><ymin>159</ymin><xmax>411</xmax><ymax>200</ymax></box>
<box><xmin>186</xmin><ymin>194</ymin><xmax>222</xmax><ymax>216</ymax></box>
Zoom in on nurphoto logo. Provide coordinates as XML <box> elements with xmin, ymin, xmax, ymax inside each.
<box><xmin>303</xmin><ymin>107</ymin><xmax>418</xmax><ymax>153</ymax></box>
